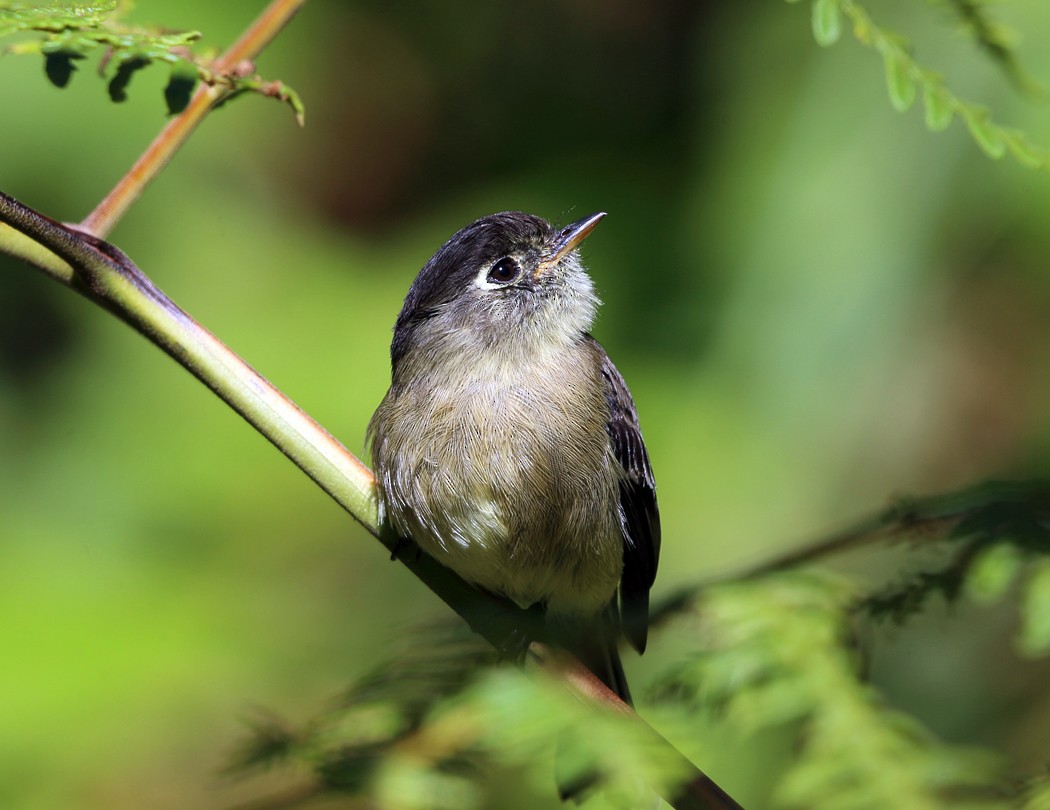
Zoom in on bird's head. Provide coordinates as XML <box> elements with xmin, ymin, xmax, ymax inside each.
<box><xmin>390</xmin><ymin>211</ymin><xmax>604</xmax><ymax>371</ymax></box>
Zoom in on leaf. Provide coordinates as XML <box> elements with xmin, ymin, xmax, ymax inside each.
<box><xmin>792</xmin><ymin>0</ymin><xmax>1050</xmax><ymax>173</ymax></box>
<box><xmin>883</xmin><ymin>47</ymin><xmax>916</xmax><ymax>113</ymax></box>
<box><xmin>164</xmin><ymin>60</ymin><xmax>198</xmax><ymax>115</ymax></box>
<box><xmin>43</xmin><ymin>48</ymin><xmax>84</xmax><ymax>87</ymax></box>
<box><xmin>107</xmin><ymin>54</ymin><xmax>150</xmax><ymax>102</ymax></box>
<box><xmin>0</xmin><ymin>2</ymin><xmax>116</xmax><ymax>36</ymax></box>
<box><xmin>812</xmin><ymin>0</ymin><xmax>841</xmax><ymax>47</ymax></box>
<box><xmin>922</xmin><ymin>80</ymin><xmax>954</xmax><ymax>131</ymax></box>
<box><xmin>0</xmin><ymin>3</ymin><xmax>303</xmax><ymax>122</ymax></box>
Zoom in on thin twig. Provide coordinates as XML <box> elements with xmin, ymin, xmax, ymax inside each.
<box><xmin>80</xmin><ymin>0</ymin><xmax>308</xmax><ymax>238</ymax></box>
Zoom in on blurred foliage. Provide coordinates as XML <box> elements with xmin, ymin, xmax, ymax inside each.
<box><xmin>0</xmin><ymin>0</ymin><xmax>303</xmax><ymax>119</ymax></box>
<box><xmin>4</xmin><ymin>0</ymin><xmax>1050</xmax><ymax>809</ymax></box>
<box><xmin>218</xmin><ymin>481</ymin><xmax>1050</xmax><ymax>808</ymax></box>
<box><xmin>226</xmin><ymin>623</ymin><xmax>688</xmax><ymax>809</ymax></box>
<box><xmin>661</xmin><ymin>572</ymin><xmax>1005</xmax><ymax>810</ymax></box>
<box><xmin>798</xmin><ymin>0</ymin><xmax>1050</xmax><ymax>168</ymax></box>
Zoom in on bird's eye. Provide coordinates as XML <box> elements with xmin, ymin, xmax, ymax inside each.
<box><xmin>487</xmin><ymin>257</ymin><xmax>521</xmax><ymax>285</ymax></box>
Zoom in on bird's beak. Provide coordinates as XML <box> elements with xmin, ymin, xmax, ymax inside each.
<box><xmin>534</xmin><ymin>212</ymin><xmax>605</xmax><ymax>279</ymax></box>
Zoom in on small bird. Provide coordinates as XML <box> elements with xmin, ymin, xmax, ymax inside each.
<box><xmin>368</xmin><ymin>211</ymin><xmax>659</xmax><ymax>705</ymax></box>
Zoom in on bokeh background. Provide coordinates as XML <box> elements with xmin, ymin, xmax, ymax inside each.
<box><xmin>3</xmin><ymin>1</ymin><xmax>1050</xmax><ymax>807</ymax></box>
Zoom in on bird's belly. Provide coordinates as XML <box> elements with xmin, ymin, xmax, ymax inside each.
<box><xmin>376</xmin><ymin>378</ymin><xmax>623</xmax><ymax>617</ymax></box>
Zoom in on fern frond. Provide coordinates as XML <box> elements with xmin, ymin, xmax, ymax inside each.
<box><xmin>795</xmin><ymin>0</ymin><xmax>1049</xmax><ymax>170</ymax></box>
<box><xmin>0</xmin><ymin>1</ymin><xmax>303</xmax><ymax>121</ymax></box>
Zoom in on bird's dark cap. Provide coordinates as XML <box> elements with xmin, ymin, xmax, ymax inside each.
<box><xmin>398</xmin><ymin>212</ymin><xmax>559</xmax><ymax>326</ymax></box>
<box><xmin>391</xmin><ymin>211</ymin><xmax>605</xmax><ymax>366</ymax></box>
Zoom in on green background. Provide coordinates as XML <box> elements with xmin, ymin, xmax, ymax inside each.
<box><xmin>2</xmin><ymin>1</ymin><xmax>1050</xmax><ymax>807</ymax></box>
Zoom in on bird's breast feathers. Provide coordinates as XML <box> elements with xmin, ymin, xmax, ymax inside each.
<box><xmin>371</xmin><ymin>344</ymin><xmax>623</xmax><ymax>615</ymax></box>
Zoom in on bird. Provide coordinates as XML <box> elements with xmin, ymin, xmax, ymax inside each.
<box><xmin>367</xmin><ymin>211</ymin><xmax>659</xmax><ymax>706</ymax></box>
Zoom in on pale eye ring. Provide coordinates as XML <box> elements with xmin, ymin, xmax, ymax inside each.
<box><xmin>486</xmin><ymin>257</ymin><xmax>521</xmax><ymax>285</ymax></box>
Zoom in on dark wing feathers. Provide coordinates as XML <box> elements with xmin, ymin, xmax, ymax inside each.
<box><xmin>591</xmin><ymin>337</ymin><xmax>660</xmax><ymax>654</ymax></box>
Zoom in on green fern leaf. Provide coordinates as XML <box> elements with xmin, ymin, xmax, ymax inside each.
<box><xmin>0</xmin><ymin>2</ymin><xmax>116</xmax><ymax>36</ymax></box>
<box><xmin>0</xmin><ymin>1</ymin><xmax>302</xmax><ymax>122</ymax></box>
<box><xmin>921</xmin><ymin>79</ymin><xmax>954</xmax><ymax>131</ymax></box>
<box><xmin>812</xmin><ymin>0</ymin><xmax>841</xmax><ymax>47</ymax></box>
<box><xmin>883</xmin><ymin>47</ymin><xmax>917</xmax><ymax>112</ymax></box>
<box><xmin>793</xmin><ymin>0</ymin><xmax>1050</xmax><ymax>174</ymax></box>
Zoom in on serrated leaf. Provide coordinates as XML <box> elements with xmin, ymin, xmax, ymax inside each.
<box><xmin>922</xmin><ymin>81</ymin><xmax>954</xmax><ymax>131</ymax></box>
<box><xmin>964</xmin><ymin>543</ymin><xmax>1022</xmax><ymax>605</ymax></box>
<box><xmin>812</xmin><ymin>0</ymin><xmax>841</xmax><ymax>47</ymax></box>
<box><xmin>883</xmin><ymin>48</ymin><xmax>916</xmax><ymax>112</ymax></box>
<box><xmin>964</xmin><ymin>108</ymin><xmax>1007</xmax><ymax>159</ymax></box>
<box><xmin>1017</xmin><ymin>559</ymin><xmax>1050</xmax><ymax>657</ymax></box>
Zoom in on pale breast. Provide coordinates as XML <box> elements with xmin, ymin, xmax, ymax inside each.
<box><xmin>370</xmin><ymin>343</ymin><xmax>624</xmax><ymax>617</ymax></box>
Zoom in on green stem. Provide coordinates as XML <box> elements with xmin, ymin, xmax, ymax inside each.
<box><xmin>0</xmin><ymin>221</ymin><xmax>73</xmax><ymax>282</ymax></box>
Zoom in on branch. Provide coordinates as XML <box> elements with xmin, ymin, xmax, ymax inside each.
<box><xmin>79</xmin><ymin>0</ymin><xmax>308</xmax><ymax>239</ymax></box>
<box><xmin>0</xmin><ymin>191</ymin><xmax>744</xmax><ymax>810</ymax></box>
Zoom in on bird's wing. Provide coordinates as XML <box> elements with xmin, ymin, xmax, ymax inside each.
<box><xmin>589</xmin><ymin>337</ymin><xmax>661</xmax><ymax>654</ymax></box>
